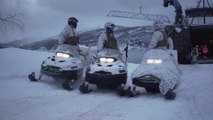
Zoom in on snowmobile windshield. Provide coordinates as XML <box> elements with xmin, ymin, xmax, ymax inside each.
<box><xmin>97</xmin><ymin>49</ymin><xmax>121</xmax><ymax>60</ymax></box>
<box><xmin>141</xmin><ymin>49</ymin><xmax>173</xmax><ymax>64</ymax></box>
<box><xmin>55</xmin><ymin>44</ymin><xmax>80</xmax><ymax>57</ymax></box>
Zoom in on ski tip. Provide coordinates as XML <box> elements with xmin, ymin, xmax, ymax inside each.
<box><xmin>28</xmin><ymin>72</ymin><xmax>38</xmax><ymax>82</ymax></box>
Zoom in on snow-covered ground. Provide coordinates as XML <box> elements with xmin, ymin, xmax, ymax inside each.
<box><xmin>0</xmin><ymin>48</ymin><xmax>213</xmax><ymax>120</ymax></box>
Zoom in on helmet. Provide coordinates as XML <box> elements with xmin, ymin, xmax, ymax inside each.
<box><xmin>68</xmin><ymin>17</ymin><xmax>78</xmax><ymax>28</ymax></box>
<box><xmin>153</xmin><ymin>19</ymin><xmax>164</xmax><ymax>31</ymax></box>
<box><xmin>104</xmin><ymin>22</ymin><xmax>115</xmax><ymax>33</ymax></box>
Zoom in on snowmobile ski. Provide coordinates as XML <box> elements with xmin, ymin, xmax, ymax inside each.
<box><xmin>62</xmin><ymin>80</ymin><xmax>75</xmax><ymax>91</ymax></box>
<box><xmin>165</xmin><ymin>89</ymin><xmax>176</xmax><ymax>100</ymax></box>
<box><xmin>28</xmin><ymin>72</ymin><xmax>38</xmax><ymax>82</ymax></box>
<box><xmin>79</xmin><ymin>83</ymin><xmax>92</xmax><ymax>94</ymax></box>
<box><xmin>116</xmin><ymin>85</ymin><xmax>126</xmax><ymax>96</ymax></box>
<box><xmin>125</xmin><ymin>86</ymin><xmax>140</xmax><ymax>97</ymax></box>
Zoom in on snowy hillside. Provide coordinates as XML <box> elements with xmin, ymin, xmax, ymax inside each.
<box><xmin>0</xmin><ymin>47</ymin><xmax>213</xmax><ymax>120</ymax></box>
<box><xmin>6</xmin><ymin>36</ymin><xmax>59</xmax><ymax>51</ymax></box>
<box><xmin>0</xmin><ymin>43</ymin><xmax>9</xmax><ymax>48</ymax></box>
<box><xmin>5</xmin><ymin>26</ymin><xmax>153</xmax><ymax>50</ymax></box>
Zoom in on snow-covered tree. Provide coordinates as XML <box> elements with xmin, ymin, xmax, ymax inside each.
<box><xmin>0</xmin><ymin>0</ymin><xmax>23</xmax><ymax>41</ymax></box>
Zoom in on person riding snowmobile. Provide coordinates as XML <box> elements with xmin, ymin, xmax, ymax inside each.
<box><xmin>130</xmin><ymin>19</ymin><xmax>177</xmax><ymax>99</ymax></box>
<box><xmin>28</xmin><ymin>17</ymin><xmax>90</xmax><ymax>90</ymax></box>
<box><xmin>79</xmin><ymin>22</ymin><xmax>127</xmax><ymax>93</ymax></box>
<box><xmin>58</xmin><ymin>17</ymin><xmax>90</xmax><ymax>60</ymax></box>
<box><xmin>59</xmin><ymin>17</ymin><xmax>79</xmax><ymax>45</ymax></box>
<box><xmin>121</xmin><ymin>20</ymin><xmax>179</xmax><ymax>99</ymax></box>
<box><xmin>97</xmin><ymin>22</ymin><xmax>120</xmax><ymax>53</ymax></box>
<box><xmin>147</xmin><ymin>19</ymin><xmax>174</xmax><ymax>50</ymax></box>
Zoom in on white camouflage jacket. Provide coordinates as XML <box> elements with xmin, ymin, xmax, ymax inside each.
<box><xmin>58</xmin><ymin>25</ymin><xmax>78</xmax><ymax>44</ymax></box>
<box><xmin>148</xmin><ymin>31</ymin><xmax>174</xmax><ymax>50</ymax></box>
<box><xmin>97</xmin><ymin>31</ymin><xmax>120</xmax><ymax>52</ymax></box>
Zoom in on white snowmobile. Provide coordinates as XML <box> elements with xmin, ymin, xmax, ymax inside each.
<box><xmin>79</xmin><ymin>48</ymin><xmax>127</xmax><ymax>93</ymax></box>
<box><xmin>28</xmin><ymin>44</ymin><xmax>89</xmax><ymax>90</ymax></box>
<box><xmin>126</xmin><ymin>49</ymin><xmax>180</xmax><ymax>99</ymax></box>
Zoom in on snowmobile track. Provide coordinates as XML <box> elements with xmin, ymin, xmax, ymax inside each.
<box><xmin>186</xmin><ymin>95</ymin><xmax>207</xmax><ymax>120</ymax></box>
<box><xmin>74</xmin><ymin>97</ymin><xmax>136</xmax><ymax>120</ymax></box>
<box><xmin>0</xmin><ymin>91</ymin><xmax>81</xmax><ymax>120</ymax></box>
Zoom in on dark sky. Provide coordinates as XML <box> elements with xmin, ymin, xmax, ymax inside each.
<box><xmin>2</xmin><ymin>0</ymin><xmax>199</xmax><ymax>41</ymax></box>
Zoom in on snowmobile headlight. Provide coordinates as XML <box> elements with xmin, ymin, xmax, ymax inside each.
<box><xmin>56</xmin><ymin>52</ymin><xmax>71</xmax><ymax>59</ymax></box>
<box><xmin>99</xmin><ymin>57</ymin><xmax>114</xmax><ymax>63</ymax></box>
<box><xmin>146</xmin><ymin>59</ymin><xmax>162</xmax><ymax>64</ymax></box>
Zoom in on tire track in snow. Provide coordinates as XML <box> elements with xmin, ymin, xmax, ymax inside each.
<box><xmin>185</xmin><ymin>95</ymin><xmax>207</xmax><ymax>120</ymax></box>
<box><xmin>0</xmin><ymin>90</ymin><xmax>81</xmax><ymax>120</ymax></box>
<box><xmin>73</xmin><ymin>96</ymin><xmax>143</xmax><ymax>120</ymax></box>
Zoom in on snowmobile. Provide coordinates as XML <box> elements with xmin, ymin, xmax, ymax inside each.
<box><xmin>127</xmin><ymin>49</ymin><xmax>180</xmax><ymax>99</ymax></box>
<box><xmin>28</xmin><ymin>44</ymin><xmax>89</xmax><ymax>90</ymax></box>
<box><xmin>79</xmin><ymin>48</ymin><xmax>127</xmax><ymax>93</ymax></box>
